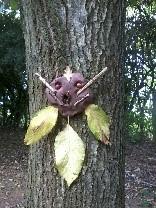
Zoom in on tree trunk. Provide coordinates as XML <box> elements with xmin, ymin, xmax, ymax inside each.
<box><xmin>152</xmin><ymin>89</ymin><xmax>156</xmax><ymax>141</ymax></box>
<box><xmin>21</xmin><ymin>0</ymin><xmax>125</xmax><ymax>207</ymax></box>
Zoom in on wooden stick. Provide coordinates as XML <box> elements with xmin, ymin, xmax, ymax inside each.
<box><xmin>35</xmin><ymin>73</ymin><xmax>55</xmax><ymax>92</ymax></box>
<box><xmin>35</xmin><ymin>73</ymin><xmax>63</xmax><ymax>105</ymax></box>
<box><xmin>67</xmin><ymin>116</ymin><xmax>70</xmax><ymax>124</ymax></box>
<box><xmin>77</xmin><ymin>67</ymin><xmax>108</xmax><ymax>95</ymax></box>
<box><xmin>74</xmin><ymin>94</ymin><xmax>89</xmax><ymax>106</ymax></box>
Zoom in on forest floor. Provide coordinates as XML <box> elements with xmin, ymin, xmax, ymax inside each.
<box><xmin>0</xmin><ymin>128</ymin><xmax>156</xmax><ymax>208</ymax></box>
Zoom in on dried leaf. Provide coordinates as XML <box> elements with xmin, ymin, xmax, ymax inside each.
<box><xmin>24</xmin><ymin>106</ymin><xmax>58</xmax><ymax>145</ymax></box>
<box><xmin>85</xmin><ymin>104</ymin><xmax>111</xmax><ymax>145</ymax></box>
<box><xmin>54</xmin><ymin>124</ymin><xmax>85</xmax><ymax>186</ymax></box>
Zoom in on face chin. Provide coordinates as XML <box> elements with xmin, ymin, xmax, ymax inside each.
<box><xmin>58</xmin><ymin>92</ymin><xmax>93</xmax><ymax>117</ymax></box>
<box><xmin>58</xmin><ymin>103</ymin><xmax>88</xmax><ymax>117</ymax></box>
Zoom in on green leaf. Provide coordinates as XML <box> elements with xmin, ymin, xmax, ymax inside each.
<box><xmin>24</xmin><ymin>106</ymin><xmax>58</xmax><ymax>145</ymax></box>
<box><xmin>9</xmin><ymin>0</ymin><xmax>19</xmax><ymax>10</ymax></box>
<box><xmin>85</xmin><ymin>104</ymin><xmax>111</xmax><ymax>145</ymax></box>
<box><xmin>54</xmin><ymin>124</ymin><xmax>85</xmax><ymax>186</ymax></box>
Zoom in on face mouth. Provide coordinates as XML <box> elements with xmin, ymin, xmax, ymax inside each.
<box><xmin>62</xmin><ymin>92</ymin><xmax>71</xmax><ymax>105</ymax></box>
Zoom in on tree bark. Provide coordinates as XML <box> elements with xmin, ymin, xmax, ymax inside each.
<box><xmin>152</xmin><ymin>89</ymin><xmax>156</xmax><ymax>141</ymax></box>
<box><xmin>21</xmin><ymin>0</ymin><xmax>125</xmax><ymax>207</ymax></box>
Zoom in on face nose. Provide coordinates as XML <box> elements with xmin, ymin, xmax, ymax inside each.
<box><xmin>62</xmin><ymin>91</ymin><xmax>71</xmax><ymax>105</ymax></box>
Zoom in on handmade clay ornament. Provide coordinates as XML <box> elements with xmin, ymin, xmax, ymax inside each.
<box><xmin>45</xmin><ymin>67</ymin><xmax>93</xmax><ymax>116</ymax></box>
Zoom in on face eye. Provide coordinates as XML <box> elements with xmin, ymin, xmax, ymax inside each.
<box><xmin>55</xmin><ymin>81</ymin><xmax>62</xmax><ymax>90</ymax></box>
<box><xmin>75</xmin><ymin>81</ymin><xmax>83</xmax><ymax>88</ymax></box>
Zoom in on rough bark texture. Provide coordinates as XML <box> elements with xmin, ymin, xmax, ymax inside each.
<box><xmin>152</xmin><ymin>90</ymin><xmax>156</xmax><ymax>141</ymax></box>
<box><xmin>21</xmin><ymin>0</ymin><xmax>125</xmax><ymax>207</ymax></box>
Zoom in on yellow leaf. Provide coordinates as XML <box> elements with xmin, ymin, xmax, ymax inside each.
<box><xmin>24</xmin><ymin>106</ymin><xmax>58</xmax><ymax>145</ymax></box>
<box><xmin>54</xmin><ymin>124</ymin><xmax>85</xmax><ymax>186</ymax></box>
<box><xmin>85</xmin><ymin>104</ymin><xmax>111</xmax><ymax>145</ymax></box>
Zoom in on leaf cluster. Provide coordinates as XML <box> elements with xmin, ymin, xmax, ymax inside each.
<box><xmin>25</xmin><ymin>104</ymin><xmax>110</xmax><ymax>186</ymax></box>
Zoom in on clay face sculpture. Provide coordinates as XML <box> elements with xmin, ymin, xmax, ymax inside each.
<box><xmin>45</xmin><ymin>71</ymin><xmax>93</xmax><ymax>117</ymax></box>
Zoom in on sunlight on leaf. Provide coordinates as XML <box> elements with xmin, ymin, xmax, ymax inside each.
<box><xmin>54</xmin><ymin>124</ymin><xmax>85</xmax><ymax>186</ymax></box>
<box><xmin>24</xmin><ymin>106</ymin><xmax>58</xmax><ymax>145</ymax></box>
<box><xmin>85</xmin><ymin>104</ymin><xmax>111</xmax><ymax>145</ymax></box>
<box><xmin>9</xmin><ymin>0</ymin><xmax>19</xmax><ymax>10</ymax></box>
